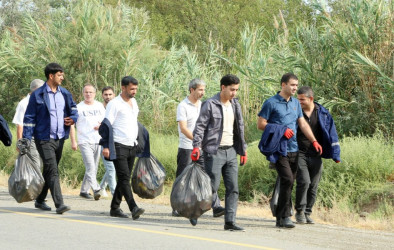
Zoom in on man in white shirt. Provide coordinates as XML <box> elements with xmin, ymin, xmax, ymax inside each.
<box><xmin>70</xmin><ymin>84</ymin><xmax>105</xmax><ymax>200</ymax></box>
<box><xmin>102</xmin><ymin>76</ymin><xmax>145</xmax><ymax>220</ymax></box>
<box><xmin>12</xmin><ymin>79</ymin><xmax>44</xmax><ymax>168</ymax></box>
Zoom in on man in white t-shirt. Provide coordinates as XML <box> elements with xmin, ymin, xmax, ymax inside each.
<box><xmin>102</xmin><ymin>76</ymin><xmax>144</xmax><ymax>220</ymax></box>
<box><xmin>70</xmin><ymin>84</ymin><xmax>105</xmax><ymax>200</ymax></box>
<box><xmin>12</xmin><ymin>79</ymin><xmax>44</xmax><ymax>168</ymax></box>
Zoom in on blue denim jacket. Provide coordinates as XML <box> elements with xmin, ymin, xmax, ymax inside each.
<box><xmin>23</xmin><ymin>83</ymin><xmax>78</xmax><ymax>141</ymax></box>
<box><xmin>192</xmin><ymin>93</ymin><xmax>247</xmax><ymax>155</ymax></box>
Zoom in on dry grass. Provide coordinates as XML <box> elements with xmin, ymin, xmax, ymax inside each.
<box><xmin>1</xmin><ymin>171</ymin><xmax>392</xmax><ymax>232</ymax></box>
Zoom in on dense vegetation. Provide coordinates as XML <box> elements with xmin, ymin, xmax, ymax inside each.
<box><xmin>0</xmin><ymin>0</ymin><xmax>392</xmax><ymax>219</ymax></box>
<box><xmin>0</xmin><ymin>0</ymin><xmax>392</xmax><ymax>138</ymax></box>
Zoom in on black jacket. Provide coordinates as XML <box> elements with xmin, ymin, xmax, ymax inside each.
<box><xmin>0</xmin><ymin>115</ymin><xmax>12</xmax><ymax>146</ymax></box>
<box><xmin>98</xmin><ymin>118</ymin><xmax>116</xmax><ymax>160</ymax></box>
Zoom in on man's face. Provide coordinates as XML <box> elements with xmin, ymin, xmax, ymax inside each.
<box><xmin>282</xmin><ymin>79</ymin><xmax>298</xmax><ymax>96</ymax></box>
<box><xmin>102</xmin><ymin>89</ymin><xmax>114</xmax><ymax>104</ymax></box>
<box><xmin>297</xmin><ymin>94</ymin><xmax>313</xmax><ymax>109</ymax></box>
<box><xmin>122</xmin><ymin>83</ymin><xmax>138</xmax><ymax>99</ymax></box>
<box><xmin>83</xmin><ymin>86</ymin><xmax>96</xmax><ymax>104</ymax></box>
<box><xmin>221</xmin><ymin>83</ymin><xmax>240</xmax><ymax>101</ymax></box>
<box><xmin>190</xmin><ymin>84</ymin><xmax>205</xmax><ymax>100</ymax></box>
<box><xmin>50</xmin><ymin>71</ymin><xmax>64</xmax><ymax>86</ymax></box>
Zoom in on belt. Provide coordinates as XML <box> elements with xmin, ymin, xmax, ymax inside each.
<box><xmin>218</xmin><ymin>145</ymin><xmax>233</xmax><ymax>150</ymax></box>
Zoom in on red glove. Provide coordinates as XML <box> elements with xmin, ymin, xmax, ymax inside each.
<box><xmin>284</xmin><ymin>128</ymin><xmax>294</xmax><ymax>139</ymax></box>
<box><xmin>335</xmin><ymin>160</ymin><xmax>340</xmax><ymax>163</ymax></box>
<box><xmin>240</xmin><ymin>152</ymin><xmax>247</xmax><ymax>166</ymax></box>
<box><xmin>312</xmin><ymin>141</ymin><xmax>323</xmax><ymax>155</ymax></box>
<box><xmin>191</xmin><ymin>147</ymin><xmax>200</xmax><ymax>161</ymax></box>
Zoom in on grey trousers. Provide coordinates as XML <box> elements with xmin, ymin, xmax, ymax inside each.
<box><xmin>295</xmin><ymin>153</ymin><xmax>323</xmax><ymax>215</ymax></box>
<box><xmin>79</xmin><ymin>143</ymin><xmax>101</xmax><ymax>193</ymax></box>
<box><xmin>28</xmin><ymin>138</ymin><xmax>42</xmax><ymax>171</ymax></box>
<box><xmin>204</xmin><ymin>147</ymin><xmax>239</xmax><ymax>223</ymax></box>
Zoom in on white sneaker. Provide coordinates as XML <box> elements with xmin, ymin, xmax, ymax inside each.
<box><xmin>100</xmin><ymin>189</ymin><xmax>108</xmax><ymax>197</ymax></box>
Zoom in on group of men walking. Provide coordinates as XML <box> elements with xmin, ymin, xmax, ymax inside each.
<box><xmin>13</xmin><ymin>62</ymin><xmax>340</xmax><ymax>231</ymax></box>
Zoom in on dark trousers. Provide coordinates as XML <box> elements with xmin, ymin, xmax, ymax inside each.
<box><xmin>176</xmin><ymin>148</ymin><xmax>204</xmax><ymax>177</ymax></box>
<box><xmin>275</xmin><ymin>152</ymin><xmax>298</xmax><ymax>218</ymax></box>
<box><xmin>35</xmin><ymin>138</ymin><xmax>65</xmax><ymax>208</ymax></box>
<box><xmin>176</xmin><ymin>148</ymin><xmax>221</xmax><ymax>210</ymax></box>
<box><xmin>295</xmin><ymin>153</ymin><xmax>323</xmax><ymax>215</ymax></box>
<box><xmin>204</xmin><ymin>147</ymin><xmax>238</xmax><ymax>223</ymax></box>
<box><xmin>111</xmin><ymin>143</ymin><xmax>137</xmax><ymax>212</ymax></box>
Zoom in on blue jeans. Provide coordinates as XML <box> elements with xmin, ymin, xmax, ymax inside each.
<box><xmin>100</xmin><ymin>154</ymin><xmax>117</xmax><ymax>195</ymax></box>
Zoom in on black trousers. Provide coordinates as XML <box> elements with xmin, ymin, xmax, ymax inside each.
<box><xmin>176</xmin><ymin>148</ymin><xmax>204</xmax><ymax>177</ymax></box>
<box><xmin>111</xmin><ymin>143</ymin><xmax>138</xmax><ymax>212</ymax></box>
<box><xmin>35</xmin><ymin>138</ymin><xmax>65</xmax><ymax>208</ymax></box>
<box><xmin>275</xmin><ymin>152</ymin><xmax>298</xmax><ymax>218</ymax></box>
<box><xmin>295</xmin><ymin>153</ymin><xmax>323</xmax><ymax>215</ymax></box>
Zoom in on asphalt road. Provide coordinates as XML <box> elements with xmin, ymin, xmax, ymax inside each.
<box><xmin>0</xmin><ymin>187</ymin><xmax>392</xmax><ymax>250</ymax></box>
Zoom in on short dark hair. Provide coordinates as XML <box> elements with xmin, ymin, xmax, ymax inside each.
<box><xmin>102</xmin><ymin>86</ymin><xmax>114</xmax><ymax>94</ymax></box>
<box><xmin>121</xmin><ymin>76</ymin><xmax>138</xmax><ymax>86</ymax></box>
<box><xmin>220</xmin><ymin>74</ymin><xmax>240</xmax><ymax>87</ymax></box>
<box><xmin>297</xmin><ymin>86</ymin><xmax>314</xmax><ymax>97</ymax></box>
<box><xmin>281</xmin><ymin>73</ymin><xmax>298</xmax><ymax>85</ymax></box>
<box><xmin>44</xmin><ymin>63</ymin><xmax>64</xmax><ymax>79</ymax></box>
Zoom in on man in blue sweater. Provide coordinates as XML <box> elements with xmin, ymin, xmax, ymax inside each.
<box><xmin>295</xmin><ymin>86</ymin><xmax>341</xmax><ymax>224</ymax></box>
<box><xmin>257</xmin><ymin>73</ymin><xmax>322</xmax><ymax>228</ymax></box>
<box><xmin>23</xmin><ymin>63</ymin><xmax>78</xmax><ymax>214</ymax></box>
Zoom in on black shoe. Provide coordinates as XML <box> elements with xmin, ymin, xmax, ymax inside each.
<box><xmin>189</xmin><ymin>218</ymin><xmax>198</xmax><ymax>226</ymax></box>
<box><xmin>79</xmin><ymin>192</ymin><xmax>92</xmax><ymax>199</ymax></box>
<box><xmin>131</xmin><ymin>207</ymin><xmax>145</xmax><ymax>220</ymax></box>
<box><xmin>110</xmin><ymin>208</ymin><xmax>129</xmax><ymax>218</ymax></box>
<box><xmin>93</xmin><ymin>190</ymin><xmax>101</xmax><ymax>201</ymax></box>
<box><xmin>295</xmin><ymin>211</ymin><xmax>306</xmax><ymax>224</ymax></box>
<box><xmin>224</xmin><ymin>222</ymin><xmax>245</xmax><ymax>231</ymax></box>
<box><xmin>305</xmin><ymin>214</ymin><xmax>315</xmax><ymax>224</ymax></box>
<box><xmin>213</xmin><ymin>206</ymin><xmax>225</xmax><ymax>217</ymax></box>
<box><xmin>56</xmin><ymin>204</ymin><xmax>71</xmax><ymax>214</ymax></box>
<box><xmin>275</xmin><ymin>217</ymin><xmax>282</xmax><ymax>227</ymax></box>
<box><xmin>35</xmin><ymin>201</ymin><xmax>51</xmax><ymax>211</ymax></box>
<box><xmin>172</xmin><ymin>210</ymin><xmax>181</xmax><ymax>217</ymax></box>
<box><xmin>280</xmin><ymin>217</ymin><xmax>295</xmax><ymax>228</ymax></box>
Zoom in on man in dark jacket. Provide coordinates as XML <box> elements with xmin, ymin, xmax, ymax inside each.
<box><xmin>295</xmin><ymin>86</ymin><xmax>341</xmax><ymax>224</ymax></box>
<box><xmin>23</xmin><ymin>63</ymin><xmax>78</xmax><ymax>214</ymax></box>
<box><xmin>192</xmin><ymin>74</ymin><xmax>247</xmax><ymax>231</ymax></box>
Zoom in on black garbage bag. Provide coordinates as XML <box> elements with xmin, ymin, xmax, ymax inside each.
<box><xmin>8</xmin><ymin>139</ymin><xmax>44</xmax><ymax>203</ymax></box>
<box><xmin>170</xmin><ymin>162</ymin><xmax>212</xmax><ymax>220</ymax></box>
<box><xmin>270</xmin><ymin>175</ymin><xmax>294</xmax><ymax>217</ymax></box>
<box><xmin>132</xmin><ymin>154</ymin><xmax>166</xmax><ymax>199</ymax></box>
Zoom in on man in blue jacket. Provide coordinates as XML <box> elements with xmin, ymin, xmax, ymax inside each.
<box><xmin>23</xmin><ymin>63</ymin><xmax>78</xmax><ymax>214</ymax></box>
<box><xmin>295</xmin><ymin>86</ymin><xmax>340</xmax><ymax>224</ymax></box>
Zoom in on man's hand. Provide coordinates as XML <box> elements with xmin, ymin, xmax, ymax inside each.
<box><xmin>335</xmin><ymin>160</ymin><xmax>340</xmax><ymax>163</ymax></box>
<box><xmin>312</xmin><ymin>141</ymin><xmax>323</xmax><ymax>155</ymax></box>
<box><xmin>284</xmin><ymin>128</ymin><xmax>294</xmax><ymax>139</ymax></box>
<box><xmin>64</xmin><ymin>117</ymin><xmax>75</xmax><ymax>126</ymax></box>
<box><xmin>71</xmin><ymin>141</ymin><xmax>78</xmax><ymax>151</ymax></box>
<box><xmin>102</xmin><ymin>148</ymin><xmax>110</xmax><ymax>159</ymax></box>
<box><xmin>191</xmin><ymin>147</ymin><xmax>200</xmax><ymax>161</ymax></box>
<box><xmin>240</xmin><ymin>151</ymin><xmax>247</xmax><ymax>166</ymax></box>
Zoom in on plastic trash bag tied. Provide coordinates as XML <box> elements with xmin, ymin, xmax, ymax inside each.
<box><xmin>170</xmin><ymin>162</ymin><xmax>212</xmax><ymax>220</ymax></box>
